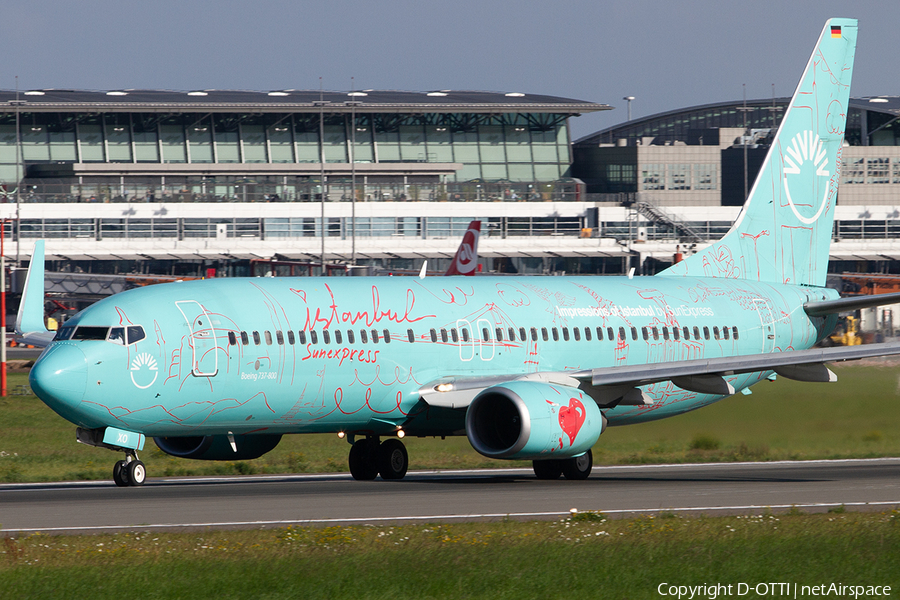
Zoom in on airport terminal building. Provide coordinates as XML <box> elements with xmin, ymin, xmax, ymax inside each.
<box><xmin>1</xmin><ymin>89</ymin><xmax>899</xmax><ymax>278</ymax></box>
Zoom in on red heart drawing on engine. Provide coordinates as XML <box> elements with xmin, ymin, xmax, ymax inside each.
<box><xmin>558</xmin><ymin>398</ymin><xmax>586</xmax><ymax>446</ymax></box>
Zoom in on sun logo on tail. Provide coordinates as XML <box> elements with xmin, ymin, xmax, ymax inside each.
<box><xmin>130</xmin><ymin>352</ymin><xmax>159</xmax><ymax>389</ymax></box>
<box><xmin>783</xmin><ymin>130</ymin><xmax>831</xmax><ymax>224</ymax></box>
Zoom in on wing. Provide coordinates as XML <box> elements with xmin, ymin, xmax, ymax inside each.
<box><xmin>419</xmin><ymin>342</ymin><xmax>900</xmax><ymax>409</ymax></box>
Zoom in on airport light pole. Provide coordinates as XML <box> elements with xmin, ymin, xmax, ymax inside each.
<box><xmin>623</xmin><ymin>96</ymin><xmax>635</xmax><ymax>121</ymax></box>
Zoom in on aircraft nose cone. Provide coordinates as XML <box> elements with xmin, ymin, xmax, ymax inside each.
<box><xmin>30</xmin><ymin>343</ymin><xmax>88</xmax><ymax>414</ymax></box>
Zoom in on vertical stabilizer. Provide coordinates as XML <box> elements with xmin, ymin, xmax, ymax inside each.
<box><xmin>445</xmin><ymin>220</ymin><xmax>481</xmax><ymax>276</ymax></box>
<box><xmin>661</xmin><ymin>19</ymin><xmax>857</xmax><ymax>287</ymax></box>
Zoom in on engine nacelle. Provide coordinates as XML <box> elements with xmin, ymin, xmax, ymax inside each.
<box><xmin>154</xmin><ymin>434</ymin><xmax>282</xmax><ymax>460</ymax></box>
<box><xmin>465</xmin><ymin>381</ymin><xmax>605</xmax><ymax>460</ymax></box>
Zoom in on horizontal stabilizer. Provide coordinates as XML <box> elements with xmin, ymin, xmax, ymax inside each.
<box><xmin>804</xmin><ymin>292</ymin><xmax>900</xmax><ymax>316</ymax></box>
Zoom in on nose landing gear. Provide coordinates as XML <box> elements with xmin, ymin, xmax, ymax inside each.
<box><xmin>112</xmin><ymin>451</ymin><xmax>146</xmax><ymax>487</ymax></box>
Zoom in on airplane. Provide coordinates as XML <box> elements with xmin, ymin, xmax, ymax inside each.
<box><xmin>19</xmin><ymin>18</ymin><xmax>900</xmax><ymax>486</ymax></box>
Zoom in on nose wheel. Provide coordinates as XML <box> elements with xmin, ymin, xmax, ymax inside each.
<box><xmin>112</xmin><ymin>452</ymin><xmax>146</xmax><ymax>487</ymax></box>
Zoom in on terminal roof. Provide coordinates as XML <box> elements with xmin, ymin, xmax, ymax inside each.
<box><xmin>0</xmin><ymin>89</ymin><xmax>610</xmax><ymax>115</ymax></box>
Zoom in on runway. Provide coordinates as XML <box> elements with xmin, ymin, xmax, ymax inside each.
<box><xmin>2</xmin><ymin>458</ymin><xmax>899</xmax><ymax>534</ymax></box>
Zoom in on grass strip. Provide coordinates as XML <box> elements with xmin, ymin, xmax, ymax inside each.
<box><xmin>1</xmin><ymin>511</ymin><xmax>899</xmax><ymax>599</ymax></box>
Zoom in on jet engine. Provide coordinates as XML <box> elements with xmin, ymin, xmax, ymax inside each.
<box><xmin>465</xmin><ymin>380</ymin><xmax>604</xmax><ymax>460</ymax></box>
<box><xmin>154</xmin><ymin>434</ymin><xmax>282</xmax><ymax>460</ymax></box>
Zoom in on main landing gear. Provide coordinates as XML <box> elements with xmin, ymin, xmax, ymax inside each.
<box><xmin>532</xmin><ymin>449</ymin><xmax>593</xmax><ymax>481</ymax></box>
<box><xmin>348</xmin><ymin>437</ymin><xmax>409</xmax><ymax>481</ymax></box>
<box><xmin>112</xmin><ymin>451</ymin><xmax>147</xmax><ymax>487</ymax></box>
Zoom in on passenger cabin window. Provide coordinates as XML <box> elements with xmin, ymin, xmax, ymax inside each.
<box><xmin>584</xmin><ymin>327</ymin><xmax>591</xmax><ymax>341</ymax></box>
<box><xmin>530</xmin><ymin>327</ymin><xmax>538</xmax><ymax>341</ymax></box>
<box><xmin>573</xmin><ymin>328</ymin><xmax>581</xmax><ymax>341</ymax></box>
<box><xmin>508</xmin><ymin>327</ymin><xmax>516</xmax><ymax>341</ymax></box>
<box><xmin>383</xmin><ymin>329</ymin><xmax>391</xmax><ymax>343</ymax></box>
<box><xmin>334</xmin><ymin>330</ymin><xmax>342</xmax><ymax>344</ymax></box>
<box><xmin>371</xmin><ymin>329</ymin><xmax>380</xmax><ymax>343</ymax></box>
<box><xmin>461</xmin><ymin>329</ymin><xmax>469</xmax><ymax>342</ymax></box>
<box><xmin>618</xmin><ymin>327</ymin><xmax>626</xmax><ymax>341</ymax></box>
<box><xmin>298</xmin><ymin>331</ymin><xmax>306</xmax><ymax>344</ymax></box>
<box><xmin>662</xmin><ymin>327</ymin><xmax>669</xmax><ymax>341</ymax></box>
<box><xmin>228</xmin><ymin>332</ymin><xmax>237</xmax><ymax>346</ymax></box>
<box><xmin>541</xmin><ymin>327</ymin><xmax>549</xmax><ymax>342</ymax></box>
<box><xmin>723</xmin><ymin>327</ymin><xmax>730</xmax><ymax>340</ymax></box>
<box><xmin>265</xmin><ymin>331</ymin><xmax>273</xmax><ymax>345</ymax></box>
<box><xmin>551</xmin><ymin>328</ymin><xmax>559</xmax><ymax>342</ymax></box>
<box><xmin>287</xmin><ymin>330</ymin><xmax>295</xmax><ymax>345</ymax></box>
<box><xmin>693</xmin><ymin>326</ymin><xmax>701</xmax><ymax>340</ymax></box>
<box><xmin>631</xmin><ymin>327</ymin><xmax>638</xmax><ymax>341</ymax></box>
<box><xmin>276</xmin><ymin>331</ymin><xmax>285</xmax><ymax>345</ymax></box>
<box><xmin>495</xmin><ymin>328</ymin><xmax>504</xmax><ymax>342</ymax></box>
<box><xmin>652</xmin><ymin>327</ymin><xmax>659</xmax><ymax>341</ymax></box>
<box><xmin>361</xmin><ymin>330</ymin><xmax>369</xmax><ymax>343</ymax></box>
<box><xmin>407</xmin><ymin>329</ymin><xmax>415</xmax><ymax>343</ymax></box>
<box><xmin>703</xmin><ymin>326</ymin><xmax>710</xmax><ymax>340</ymax></box>
<box><xmin>323</xmin><ymin>330</ymin><xmax>331</xmax><ymax>344</ymax></box>
<box><xmin>429</xmin><ymin>329</ymin><xmax>436</xmax><ymax>343</ymax></box>
<box><xmin>562</xmin><ymin>328</ymin><xmax>569</xmax><ymax>341</ymax></box>
<box><xmin>348</xmin><ymin>330</ymin><xmax>355</xmax><ymax>344</ymax></box>
<box><xmin>607</xmin><ymin>327</ymin><xmax>614</xmax><ymax>340</ymax></box>
<box><xmin>482</xmin><ymin>328</ymin><xmax>491</xmax><ymax>341</ymax></box>
<box><xmin>441</xmin><ymin>329</ymin><xmax>448</xmax><ymax>343</ymax></box>
<box><xmin>683</xmin><ymin>327</ymin><xmax>690</xmax><ymax>340</ymax></box>
<box><xmin>672</xmin><ymin>327</ymin><xmax>680</xmax><ymax>341</ymax></box>
<box><xmin>732</xmin><ymin>326</ymin><xmax>739</xmax><ymax>340</ymax></box>
<box><xmin>519</xmin><ymin>327</ymin><xmax>526</xmax><ymax>340</ymax></box>
<box><xmin>310</xmin><ymin>331</ymin><xmax>318</xmax><ymax>344</ymax></box>
<box><xmin>252</xmin><ymin>331</ymin><xmax>261</xmax><ymax>345</ymax></box>
<box><xmin>642</xmin><ymin>327</ymin><xmax>649</xmax><ymax>341</ymax></box>
<box><xmin>450</xmin><ymin>329</ymin><xmax>459</xmax><ymax>343</ymax></box>
<box><xmin>241</xmin><ymin>331</ymin><xmax>250</xmax><ymax>345</ymax></box>
<box><xmin>713</xmin><ymin>326</ymin><xmax>720</xmax><ymax>340</ymax></box>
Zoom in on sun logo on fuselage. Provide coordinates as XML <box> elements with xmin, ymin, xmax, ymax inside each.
<box><xmin>130</xmin><ymin>352</ymin><xmax>158</xmax><ymax>389</ymax></box>
<box><xmin>783</xmin><ymin>130</ymin><xmax>831</xmax><ymax>224</ymax></box>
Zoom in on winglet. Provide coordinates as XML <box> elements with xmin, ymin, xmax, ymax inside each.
<box><xmin>16</xmin><ymin>240</ymin><xmax>49</xmax><ymax>338</ymax></box>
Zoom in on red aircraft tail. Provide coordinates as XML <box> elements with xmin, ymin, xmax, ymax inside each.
<box><xmin>445</xmin><ymin>220</ymin><xmax>481</xmax><ymax>276</ymax></box>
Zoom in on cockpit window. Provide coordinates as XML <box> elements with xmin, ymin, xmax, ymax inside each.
<box><xmin>127</xmin><ymin>326</ymin><xmax>146</xmax><ymax>344</ymax></box>
<box><xmin>72</xmin><ymin>326</ymin><xmax>110</xmax><ymax>341</ymax></box>
<box><xmin>66</xmin><ymin>325</ymin><xmax>147</xmax><ymax>345</ymax></box>
<box><xmin>54</xmin><ymin>326</ymin><xmax>75</xmax><ymax>341</ymax></box>
<box><xmin>107</xmin><ymin>327</ymin><xmax>126</xmax><ymax>345</ymax></box>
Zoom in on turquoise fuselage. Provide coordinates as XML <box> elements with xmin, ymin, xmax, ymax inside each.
<box><xmin>31</xmin><ymin>275</ymin><xmax>838</xmax><ymax>439</ymax></box>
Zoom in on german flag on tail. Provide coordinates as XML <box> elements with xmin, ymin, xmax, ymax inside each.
<box><xmin>831</xmin><ymin>25</ymin><xmax>841</xmax><ymax>38</ymax></box>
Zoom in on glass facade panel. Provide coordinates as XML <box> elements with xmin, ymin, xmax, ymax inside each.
<box><xmin>240</xmin><ymin>124</ymin><xmax>266</xmax><ymax>163</ymax></box>
<box><xmin>295</xmin><ymin>130</ymin><xmax>319</xmax><ymax>162</ymax></box>
<box><xmin>159</xmin><ymin>123</ymin><xmax>186</xmax><ymax>163</ymax></box>
<box><xmin>426</xmin><ymin>126</ymin><xmax>453</xmax><ymax>162</ymax></box>
<box><xmin>451</xmin><ymin>130</ymin><xmax>479</xmax><ymax>163</ymax></box>
<box><xmin>507</xmin><ymin>164</ymin><xmax>535</xmax><ymax>181</ymax></box>
<box><xmin>642</xmin><ymin>164</ymin><xmax>665</xmax><ymax>190</ymax></box>
<box><xmin>48</xmin><ymin>126</ymin><xmax>77</xmax><ymax>162</ymax></box>
<box><xmin>21</xmin><ymin>126</ymin><xmax>49</xmax><ymax>162</ymax></box>
<box><xmin>399</xmin><ymin>125</ymin><xmax>425</xmax><ymax>162</ymax></box>
<box><xmin>187</xmin><ymin>120</ymin><xmax>213</xmax><ymax>163</ymax></box>
<box><xmin>375</xmin><ymin>129</ymin><xmax>400</xmax><ymax>161</ymax></box>
<box><xmin>0</xmin><ymin>124</ymin><xmax>16</xmax><ymax>163</ymax></box>
<box><xmin>694</xmin><ymin>164</ymin><xmax>716</xmax><ymax>190</ymax></box>
<box><xmin>455</xmin><ymin>163</ymin><xmax>481</xmax><ymax>181</ymax></box>
<box><xmin>104</xmin><ymin>119</ymin><xmax>132</xmax><ymax>162</ymax></box>
<box><xmin>478</xmin><ymin>125</ymin><xmax>505</xmax><ymax>163</ymax></box>
<box><xmin>531</xmin><ymin>129</ymin><xmax>559</xmax><ymax>162</ymax></box>
<box><xmin>133</xmin><ymin>125</ymin><xmax>159</xmax><ymax>163</ymax></box>
<box><xmin>268</xmin><ymin>127</ymin><xmax>293</xmax><ymax>163</ymax></box>
<box><xmin>323</xmin><ymin>124</ymin><xmax>347</xmax><ymax>162</ymax></box>
<box><xmin>482</xmin><ymin>163</ymin><xmax>508</xmax><ymax>180</ymax></box>
<box><xmin>79</xmin><ymin>122</ymin><xmax>104</xmax><ymax>162</ymax></box>
<box><xmin>534</xmin><ymin>163</ymin><xmax>564</xmax><ymax>181</ymax></box>
<box><xmin>350</xmin><ymin>117</ymin><xmax>373</xmax><ymax>162</ymax></box>
<box><xmin>505</xmin><ymin>126</ymin><xmax>532</xmax><ymax>162</ymax></box>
